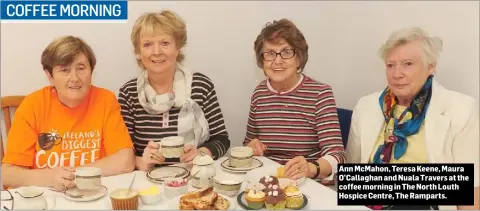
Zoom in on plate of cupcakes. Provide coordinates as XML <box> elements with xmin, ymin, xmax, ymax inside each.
<box><xmin>236</xmin><ymin>175</ymin><xmax>308</xmax><ymax>210</ymax></box>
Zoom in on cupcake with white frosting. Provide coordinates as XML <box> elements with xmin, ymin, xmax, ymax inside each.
<box><xmin>245</xmin><ymin>189</ymin><xmax>266</xmax><ymax>209</ymax></box>
<box><xmin>245</xmin><ymin>182</ymin><xmax>266</xmax><ymax>193</ymax></box>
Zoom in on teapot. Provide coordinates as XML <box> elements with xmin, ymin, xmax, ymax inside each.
<box><xmin>16</xmin><ymin>196</ymin><xmax>48</xmax><ymax>210</ymax></box>
<box><xmin>191</xmin><ymin>151</ymin><xmax>216</xmax><ymax>189</ymax></box>
<box><xmin>13</xmin><ymin>187</ymin><xmax>48</xmax><ymax>210</ymax></box>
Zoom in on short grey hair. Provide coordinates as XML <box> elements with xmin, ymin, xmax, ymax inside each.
<box><xmin>379</xmin><ymin>27</ymin><xmax>443</xmax><ymax>67</ymax></box>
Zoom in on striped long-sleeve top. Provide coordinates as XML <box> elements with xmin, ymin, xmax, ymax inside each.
<box><xmin>118</xmin><ymin>72</ymin><xmax>230</xmax><ymax>160</ymax></box>
<box><xmin>243</xmin><ymin>74</ymin><xmax>346</xmax><ymax>177</ymax></box>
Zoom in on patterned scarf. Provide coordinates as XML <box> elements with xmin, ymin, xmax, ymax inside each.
<box><xmin>368</xmin><ymin>75</ymin><xmax>434</xmax><ymax>210</ymax></box>
<box><xmin>136</xmin><ymin>63</ymin><xmax>210</xmax><ymax>148</ymax></box>
<box><xmin>372</xmin><ymin>75</ymin><xmax>433</xmax><ymax>164</ymax></box>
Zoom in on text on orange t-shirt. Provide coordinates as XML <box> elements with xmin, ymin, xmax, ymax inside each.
<box><xmin>2</xmin><ymin>86</ymin><xmax>133</xmax><ymax>168</ymax></box>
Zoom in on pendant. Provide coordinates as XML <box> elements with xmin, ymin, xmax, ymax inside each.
<box><xmin>387</xmin><ymin>135</ymin><xmax>397</xmax><ymax>142</ymax></box>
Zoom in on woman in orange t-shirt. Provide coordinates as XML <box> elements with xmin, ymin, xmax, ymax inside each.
<box><xmin>1</xmin><ymin>36</ymin><xmax>135</xmax><ymax>191</ymax></box>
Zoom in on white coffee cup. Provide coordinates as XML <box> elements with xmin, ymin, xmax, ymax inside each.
<box><xmin>160</xmin><ymin>136</ymin><xmax>185</xmax><ymax>158</ymax></box>
<box><xmin>75</xmin><ymin>167</ymin><xmax>102</xmax><ymax>190</ymax></box>
<box><xmin>229</xmin><ymin>146</ymin><xmax>253</xmax><ymax>168</ymax></box>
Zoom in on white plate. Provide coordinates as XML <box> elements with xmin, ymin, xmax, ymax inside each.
<box><xmin>147</xmin><ymin>166</ymin><xmax>190</xmax><ymax>182</ymax></box>
<box><xmin>245</xmin><ymin>166</ymin><xmax>305</xmax><ymax>185</ymax></box>
<box><xmin>1</xmin><ymin>189</ymin><xmax>56</xmax><ymax>210</ymax></box>
<box><xmin>220</xmin><ymin>157</ymin><xmax>263</xmax><ymax>173</ymax></box>
<box><xmin>63</xmin><ymin>186</ymin><xmax>107</xmax><ymax>202</ymax></box>
<box><xmin>168</xmin><ymin>193</ymin><xmax>235</xmax><ymax>210</ymax></box>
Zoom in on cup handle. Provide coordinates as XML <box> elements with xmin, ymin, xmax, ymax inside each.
<box><xmin>55</xmin><ymin>137</ymin><xmax>63</xmax><ymax>146</ymax></box>
<box><xmin>228</xmin><ymin>153</ymin><xmax>232</xmax><ymax>167</ymax></box>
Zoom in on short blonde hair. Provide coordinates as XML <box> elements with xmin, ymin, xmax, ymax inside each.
<box><xmin>131</xmin><ymin>10</ymin><xmax>187</xmax><ymax>69</ymax></box>
<box><xmin>41</xmin><ymin>35</ymin><xmax>96</xmax><ymax>75</ymax></box>
<box><xmin>254</xmin><ymin>19</ymin><xmax>309</xmax><ymax>71</ymax></box>
<box><xmin>379</xmin><ymin>27</ymin><xmax>443</xmax><ymax>67</ymax></box>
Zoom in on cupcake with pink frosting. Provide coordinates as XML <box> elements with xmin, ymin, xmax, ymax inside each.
<box><xmin>264</xmin><ymin>184</ymin><xmax>286</xmax><ymax>210</ymax></box>
<box><xmin>259</xmin><ymin>175</ymin><xmax>279</xmax><ymax>190</ymax></box>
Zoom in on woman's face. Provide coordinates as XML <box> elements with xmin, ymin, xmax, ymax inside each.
<box><xmin>138</xmin><ymin>32</ymin><xmax>179</xmax><ymax>75</ymax></box>
<box><xmin>46</xmin><ymin>53</ymin><xmax>92</xmax><ymax>107</ymax></box>
<box><xmin>385</xmin><ymin>40</ymin><xmax>435</xmax><ymax>103</ymax></box>
<box><xmin>262</xmin><ymin>39</ymin><xmax>300</xmax><ymax>86</ymax></box>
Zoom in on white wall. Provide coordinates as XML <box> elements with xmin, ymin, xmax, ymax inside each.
<box><xmin>1</xmin><ymin>1</ymin><xmax>479</xmax><ymax>147</ymax></box>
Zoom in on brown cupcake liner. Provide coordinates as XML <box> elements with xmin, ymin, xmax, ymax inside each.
<box><xmin>110</xmin><ymin>195</ymin><xmax>139</xmax><ymax>210</ymax></box>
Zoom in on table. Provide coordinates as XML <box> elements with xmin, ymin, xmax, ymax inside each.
<box><xmin>1</xmin><ymin>156</ymin><xmax>369</xmax><ymax>210</ymax></box>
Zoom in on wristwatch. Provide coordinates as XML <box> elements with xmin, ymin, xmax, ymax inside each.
<box><xmin>311</xmin><ymin>161</ymin><xmax>320</xmax><ymax>179</ymax></box>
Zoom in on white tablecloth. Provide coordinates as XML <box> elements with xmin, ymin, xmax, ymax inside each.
<box><xmin>1</xmin><ymin>156</ymin><xmax>369</xmax><ymax>210</ymax></box>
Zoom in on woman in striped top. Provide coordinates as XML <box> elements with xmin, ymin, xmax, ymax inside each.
<box><xmin>118</xmin><ymin>10</ymin><xmax>230</xmax><ymax>171</ymax></box>
<box><xmin>243</xmin><ymin>19</ymin><xmax>346</xmax><ymax>183</ymax></box>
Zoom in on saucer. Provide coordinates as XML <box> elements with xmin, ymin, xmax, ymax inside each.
<box><xmin>146</xmin><ymin>166</ymin><xmax>190</xmax><ymax>183</ymax></box>
<box><xmin>220</xmin><ymin>157</ymin><xmax>263</xmax><ymax>173</ymax></box>
<box><xmin>63</xmin><ymin>185</ymin><xmax>107</xmax><ymax>202</ymax></box>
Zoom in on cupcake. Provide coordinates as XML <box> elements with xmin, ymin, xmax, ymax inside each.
<box><xmin>279</xmin><ymin>178</ymin><xmax>297</xmax><ymax>190</ymax></box>
<box><xmin>259</xmin><ymin>175</ymin><xmax>279</xmax><ymax>188</ymax></box>
<box><xmin>264</xmin><ymin>186</ymin><xmax>286</xmax><ymax>210</ymax></box>
<box><xmin>264</xmin><ymin>183</ymin><xmax>278</xmax><ymax>194</ymax></box>
<box><xmin>245</xmin><ymin>189</ymin><xmax>266</xmax><ymax>209</ymax></box>
<box><xmin>245</xmin><ymin>182</ymin><xmax>266</xmax><ymax>193</ymax></box>
<box><xmin>110</xmin><ymin>189</ymin><xmax>139</xmax><ymax>210</ymax></box>
<box><xmin>284</xmin><ymin>184</ymin><xmax>304</xmax><ymax>209</ymax></box>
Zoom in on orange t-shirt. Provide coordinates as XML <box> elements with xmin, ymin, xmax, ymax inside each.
<box><xmin>2</xmin><ymin>86</ymin><xmax>133</xmax><ymax>169</ymax></box>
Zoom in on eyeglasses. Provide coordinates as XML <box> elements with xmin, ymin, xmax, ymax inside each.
<box><xmin>262</xmin><ymin>49</ymin><xmax>296</xmax><ymax>61</ymax></box>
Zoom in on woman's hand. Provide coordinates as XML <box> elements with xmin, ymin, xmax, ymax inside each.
<box><xmin>180</xmin><ymin>145</ymin><xmax>212</xmax><ymax>163</ymax></box>
<box><xmin>247</xmin><ymin>138</ymin><xmax>267</xmax><ymax>156</ymax></box>
<box><xmin>140</xmin><ymin>141</ymin><xmax>165</xmax><ymax>170</ymax></box>
<box><xmin>284</xmin><ymin>156</ymin><xmax>311</xmax><ymax>180</ymax></box>
<box><xmin>50</xmin><ymin>166</ymin><xmax>76</xmax><ymax>191</ymax></box>
<box><xmin>180</xmin><ymin>144</ymin><xmax>197</xmax><ymax>163</ymax></box>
